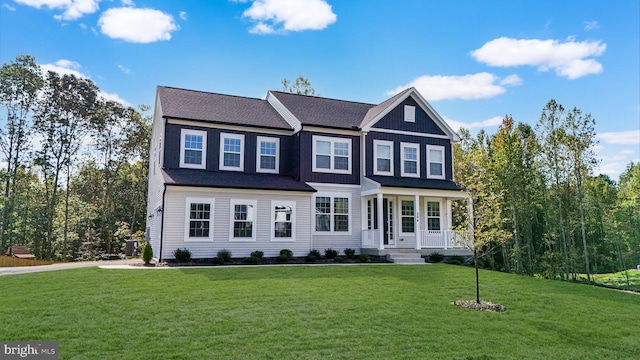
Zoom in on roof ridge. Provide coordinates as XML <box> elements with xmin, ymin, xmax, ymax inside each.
<box><xmin>270</xmin><ymin>90</ymin><xmax>376</xmax><ymax>106</ymax></box>
<box><xmin>158</xmin><ymin>85</ymin><xmax>266</xmax><ymax>102</ymax></box>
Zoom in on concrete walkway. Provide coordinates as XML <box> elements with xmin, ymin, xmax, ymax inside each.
<box><xmin>0</xmin><ymin>259</ymin><xmax>141</xmax><ymax>276</ymax></box>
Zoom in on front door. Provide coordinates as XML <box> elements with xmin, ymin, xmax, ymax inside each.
<box><xmin>383</xmin><ymin>198</ymin><xmax>395</xmax><ymax>247</ymax></box>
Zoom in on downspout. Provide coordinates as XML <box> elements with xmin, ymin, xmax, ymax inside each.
<box><xmin>158</xmin><ymin>184</ymin><xmax>167</xmax><ymax>262</ymax></box>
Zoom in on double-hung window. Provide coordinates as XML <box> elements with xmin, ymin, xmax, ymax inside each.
<box><xmin>312</xmin><ymin>136</ymin><xmax>352</xmax><ymax>174</ymax></box>
<box><xmin>256</xmin><ymin>136</ymin><xmax>279</xmax><ymax>173</ymax></box>
<box><xmin>271</xmin><ymin>201</ymin><xmax>295</xmax><ymax>241</ymax></box>
<box><xmin>426</xmin><ymin>145</ymin><xmax>445</xmax><ymax>179</ymax></box>
<box><xmin>427</xmin><ymin>201</ymin><xmax>441</xmax><ymax>231</ymax></box>
<box><xmin>314</xmin><ymin>195</ymin><xmax>350</xmax><ymax>233</ymax></box>
<box><xmin>374</xmin><ymin>140</ymin><xmax>393</xmax><ymax>176</ymax></box>
<box><xmin>220</xmin><ymin>133</ymin><xmax>244</xmax><ymax>171</ymax></box>
<box><xmin>230</xmin><ymin>199</ymin><xmax>256</xmax><ymax>241</ymax></box>
<box><xmin>184</xmin><ymin>198</ymin><xmax>214</xmax><ymax>242</ymax></box>
<box><xmin>401</xmin><ymin>142</ymin><xmax>420</xmax><ymax>177</ymax></box>
<box><xmin>180</xmin><ymin>129</ymin><xmax>207</xmax><ymax>169</ymax></box>
<box><xmin>401</xmin><ymin>200</ymin><xmax>415</xmax><ymax>233</ymax></box>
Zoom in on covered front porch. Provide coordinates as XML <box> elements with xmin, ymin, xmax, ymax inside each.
<box><xmin>360</xmin><ymin>185</ymin><xmax>471</xmax><ymax>253</ymax></box>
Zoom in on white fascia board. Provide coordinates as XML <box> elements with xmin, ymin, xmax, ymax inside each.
<box><xmin>266</xmin><ymin>91</ymin><xmax>302</xmax><ymax>133</ymax></box>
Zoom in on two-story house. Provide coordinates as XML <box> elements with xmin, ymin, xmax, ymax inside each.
<box><xmin>146</xmin><ymin>86</ymin><xmax>471</xmax><ymax>261</ymax></box>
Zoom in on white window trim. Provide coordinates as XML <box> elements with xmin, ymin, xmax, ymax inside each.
<box><xmin>256</xmin><ymin>136</ymin><xmax>280</xmax><ymax>174</ymax></box>
<box><xmin>179</xmin><ymin>129</ymin><xmax>207</xmax><ymax>169</ymax></box>
<box><xmin>229</xmin><ymin>199</ymin><xmax>257</xmax><ymax>242</ymax></box>
<box><xmin>219</xmin><ymin>133</ymin><xmax>245</xmax><ymax>172</ymax></box>
<box><xmin>426</xmin><ymin>144</ymin><xmax>446</xmax><ymax>180</ymax></box>
<box><xmin>425</xmin><ymin>199</ymin><xmax>442</xmax><ymax>231</ymax></box>
<box><xmin>400</xmin><ymin>142</ymin><xmax>420</xmax><ymax>178</ymax></box>
<box><xmin>313</xmin><ymin>193</ymin><xmax>352</xmax><ymax>235</ymax></box>
<box><xmin>184</xmin><ymin>197</ymin><xmax>215</xmax><ymax>242</ymax></box>
<box><xmin>373</xmin><ymin>139</ymin><xmax>394</xmax><ymax>176</ymax></box>
<box><xmin>399</xmin><ymin>197</ymin><xmax>416</xmax><ymax>235</ymax></box>
<box><xmin>404</xmin><ymin>105</ymin><xmax>416</xmax><ymax>123</ymax></box>
<box><xmin>312</xmin><ymin>135</ymin><xmax>352</xmax><ymax>174</ymax></box>
<box><xmin>270</xmin><ymin>200</ymin><xmax>296</xmax><ymax>242</ymax></box>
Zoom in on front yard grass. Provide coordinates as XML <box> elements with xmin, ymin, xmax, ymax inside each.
<box><xmin>1</xmin><ymin>264</ymin><xmax>638</xmax><ymax>359</ymax></box>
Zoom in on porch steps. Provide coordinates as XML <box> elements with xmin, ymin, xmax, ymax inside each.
<box><xmin>385</xmin><ymin>252</ymin><xmax>425</xmax><ymax>264</ymax></box>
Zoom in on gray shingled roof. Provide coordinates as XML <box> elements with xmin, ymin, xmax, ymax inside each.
<box><xmin>367</xmin><ymin>175</ymin><xmax>463</xmax><ymax>191</ymax></box>
<box><xmin>162</xmin><ymin>168</ymin><xmax>316</xmax><ymax>192</ymax></box>
<box><xmin>157</xmin><ymin>86</ymin><xmax>292</xmax><ymax>130</ymax></box>
<box><xmin>270</xmin><ymin>91</ymin><xmax>375</xmax><ymax>129</ymax></box>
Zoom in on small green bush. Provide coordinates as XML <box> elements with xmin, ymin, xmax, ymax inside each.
<box><xmin>173</xmin><ymin>248</ymin><xmax>192</xmax><ymax>263</ymax></box>
<box><xmin>334</xmin><ymin>256</ymin><xmax>344</xmax><ymax>263</ymax></box>
<box><xmin>324</xmin><ymin>248</ymin><xmax>338</xmax><ymax>259</ymax></box>
<box><xmin>217</xmin><ymin>249</ymin><xmax>232</xmax><ymax>262</ymax></box>
<box><xmin>344</xmin><ymin>248</ymin><xmax>356</xmax><ymax>259</ymax></box>
<box><xmin>244</xmin><ymin>256</ymin><xmax>260</xmax><ymax>264</ymax></box>
<box><xmin>308</xmin><ymin>249</ymin><xmax>321</xmax><ymax>259</ymax></box>
<box><xmin>277</xmin><ymin>254</ymin><xmax>290</xmax><ymax>263</ymax></box>
<box><xmin>142</xmin><ymin>243</ymin><xmax>153</xmax><ymax>265</ymax></box>
<box><xmin>429</xmin><ymin>252</ymin><xmax>444</xmax><ymax>263</ymax></box>
<box><xmin>250</xmin><ymin>250</ymin><xmax>264</xmax><ymax>259</ymax></box>
<box><xmin>210</xmin><ymin>257</ymin><xmax>224</xmax><ymax>265</ymax></box>
<box><xmin>279</xmin><ymin>249</ymin><xmax>293</xmax><ymax>260</ymax></box>
<box><xmin>358</xmin><ymin>254</ymin><xmax>371</xmax><ymax>263</ymax></box>
<box><xmin>448</xmin><ymin>255</ymin><xmax>466</xmax><ymax>265</ymax></box>
<box><xmin>305</xmin><ymin>253</ymin><xmax>317</xmax><ymax>262</ymax></box>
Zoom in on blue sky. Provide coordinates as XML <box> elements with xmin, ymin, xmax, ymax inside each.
<box><xmin>1</xmin><ymin>0</ymin><xmax>639</xmax><ymax>179</ymax></box>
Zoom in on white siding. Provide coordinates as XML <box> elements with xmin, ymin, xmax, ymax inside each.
<box><xmin>161</xmin><ymin>187</ymin><xmax>312</xmax><ymax>260</ymax></box>
<box><xmin>308</xmin><ymin>183</ymin><xmax>362</xmax><ymax>254</ymax></box>
<box><xmin>146</xmin><ymin>94</ymin><xmax>167</xmax><ymax>259</ymax></box>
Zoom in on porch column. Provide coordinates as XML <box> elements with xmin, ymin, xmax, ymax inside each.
<box><xmin>467</xmin><ymin>195</ymin><xmax>474</xmax><ymax>234</ymax></box>
<box><xmin>446</xmin><ymin>199</ymin><xmax>452</xmax><ymax>248</ymax></box>
<box><xmin>414</xmin><ymin>195</ymin><xmax>421</xmax><ymax>250</ymax></box>
<box><xmin>377</xmin><ymin>192</ymin><xmax>384</xmax><ymax>250</ymax></box>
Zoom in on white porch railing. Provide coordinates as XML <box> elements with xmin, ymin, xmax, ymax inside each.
<box><xmin>361</xmin><ymin>229</ymin><xmax>380</xmax><ymax>248</ymax></box>
<box><xmin>420</xmin><ymin>230</ymin><xmax>465</xmax><ymax>249</ymax></box>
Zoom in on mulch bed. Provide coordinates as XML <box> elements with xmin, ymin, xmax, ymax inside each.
<box><xmin>452</xmin><ymin>300</ymin><xmax>506</xmax><ymax>312</ymax></box>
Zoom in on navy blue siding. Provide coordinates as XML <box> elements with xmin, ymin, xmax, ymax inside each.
<box><xmin>366</xmin><ymin>132</ymin><xmax>453</xmax><ymax>181</ymax></box>
<box><xmin>298</xmin><ymin>131</ymin><xmax>360</xmax><ymax>185</ymax></box>
<box><xmin>372</xmin><ymin>96</ymin><xmax>447</xmax><ymax>136</ymax></box>
<box><xmin>163</xmin><ymin>123</ymin><xmax>293</xmax><ymax>176</ymax></box>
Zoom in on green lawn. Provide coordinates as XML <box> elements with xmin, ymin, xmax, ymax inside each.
<box><xmin>1</xmin><ymin>264</ymin><xmax>638</xmax><ymax>360</ymax></box>
<box><xmin>591</xmin><ymin>269</ymin><xmax>640</xmax><ymax>292</ymax></box>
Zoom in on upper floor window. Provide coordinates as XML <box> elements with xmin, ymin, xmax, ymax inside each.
<box><xmin>230</xmin><ymin>199</ymin><xmax>256</xmax><ymax>241</ymax></box>
<box><xmin>220</xmin><ymin>133</ymin><xmax>244</xmax><ymax>171</ymax></box>
<box><xmin>374</xmin><ymin>140</ymin><xmax>393</xmax><ymax>176</ymax></box>
<box><xmin>427</xmin><ymin>145</ymin><xmax>445</xmax><ymax>179</ymax></box>
<box><xmin>256</xmin><ymin>136</ymin><xmax>280</xmax><ymax>174</ymax></box>
<box><xmin>184</xmin><ymin>197</ymin><xmax>214</xmax><ymax>242</ymax></box>
<box><xmin>404</xmin><ymin>105</ymin><xmax>415</xmax><ymax>122</ymax></box>
<box><xmin>312</xmin><ymin>135</ymin><xmax>352</xmax><ymax>174</ymax></box>
<box><xmin>401</xmin><ymin>142</ymin><xmax>420</xmax><ymax>178</ymax></box>
<box><xmin>180</xmin><ymin>129</ymin><xmax>207</xmax><ymax>169</ymax></box>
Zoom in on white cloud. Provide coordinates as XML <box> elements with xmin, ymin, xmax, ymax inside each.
<box><xmin>179</xmin><ymin>10</ymin><xmax>187</xmax><ymax>20</ymax></box>
<box><xmin>41</xmin><ymin>59</ymin><xmax>86</xmax><ymax>78</ymax></box>
<box><xmin>2</xmin><ymin>3</ymin><xmax>16</xmax><ymax>10</ymax></box>
<box><xmin>584</xmin><ymin>21</ymin><xmax>600</xmax><ymax>31</ymax></box>
<box><xmin>15</xmin><ymin>0</ymin><xmax>99</xmax><ymax>20</ymax></box>
<box><xmin>121</xmin><ymin>0</ymin><xmax>133</xmax><ymax>5</ymax></box>
<box><xmin>98</xmin><ymin>7</ymin><xmax>178</xmax><ymax>43</ymax></box>
<box><xmin>597</xmin><ymin>130</ymin><xmax>640</xmax><ymax>145</ymax></box>
<box><xmin>100</xmin><ymin>91</ymin><xmax>130</xmax><ymax>107</ymax></box>
<box><xmin>388</xmin><ymin>72</ymin><xmax>521</xmax><ymax>101</ymax></box>
<box><xmin>117</xmin><ymin>64</ymin><xmax>130</xmax><ymax>74</ymax></box>
<box><xmin>444</xmin><ymin>116</ymin><xmax>503</xmax><ymax>132</ymax></box>
<box><xmin>242</xmin><ymin>0</ymin><xmax>336</xmax><ymax>34</ymax></box>
<box><xmin>471</xmin><ymin>37</ymin><xmax>606</xmax><ymax>79</ymax></box>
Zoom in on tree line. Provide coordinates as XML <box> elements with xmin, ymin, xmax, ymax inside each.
<box><xmin>0</xmin><ymin>55</ymin><xmax>150</xmax><ymax>260</ymax></box>
<box><xmin>453</xmin><ymin>106</ymin><xmax>639</xmax><ymax>280</ymax></box>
